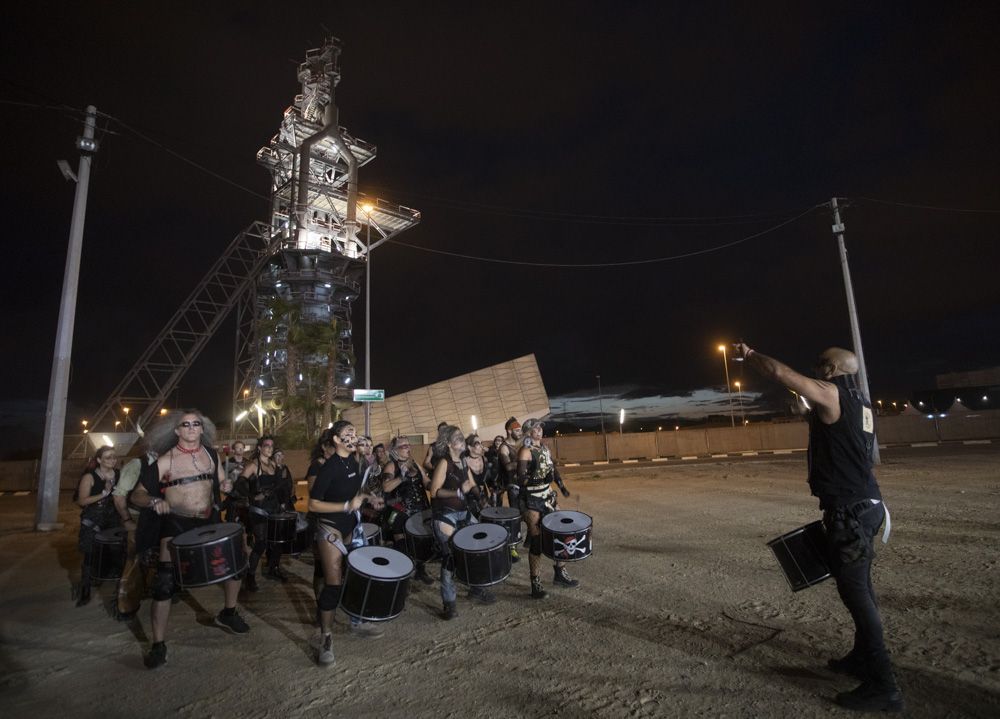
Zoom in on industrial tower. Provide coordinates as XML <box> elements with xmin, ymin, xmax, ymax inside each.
<box><xmin>73</xmin><ymin>37</ymin><xmax>420</xmax><ymax>453</ymax></box>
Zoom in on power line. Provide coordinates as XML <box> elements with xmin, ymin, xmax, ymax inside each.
<box><xmin>855</xmin><ymin>196</ymin><xmax>1000</xmax><ymax>215</ymax></box>
<box><xmin>386</xmin><ymin>204</ymin><xmax>824</xmax><ymax>268</ymax></box>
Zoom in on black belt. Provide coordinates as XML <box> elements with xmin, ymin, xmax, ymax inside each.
<box><xmin>160</xmin><ymin>474</ymin><xmax>213</xmax><ymax>490</ymax></box>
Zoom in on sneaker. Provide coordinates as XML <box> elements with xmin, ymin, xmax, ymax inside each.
<box><xmin>469</xmin><ymin>588</ymin><xmax>497</xmax><ymax>605</ymax></box>
<box><xmin>553</xmin><ymin>566</ymin><xmax>580</xmax><ymax>588</ymax></box>
<box><xmin>215</xmin><ymin>609</ymin><xmax>251</xmax><ymax>635</ymax></box>
<box><xmin>243</xmin><ymin>574</ymin><xmax>259</xmax><ymax>592</ymax></box>
<box><xmin>349</xmin><ymin>621</ymin><xmax>385</xmax><ymax>639</ymax></box>
<box><xmin>144</xmin><ymin>641</ymin><xmax>167</xmax><ymax>669</ymax></box>
<box><xmin>441</xmin><ymin>601</ymin><xmax>457</xmax><ymax>620</ymax></box>
<box><xmin>317</xmin><ymin>633</ymin><xmax>335</xmax><ymax>666</ymax></box>
<box><xmin>835</xmin><ymin>680</ymin><xmax>904</xmax><ymax>712</ymax></box>
<box><xmin>828</xmin><ymin>651</ymin><xmax>868</xmax><ymax>680</ymax></box>
<box><xmin>530</xmin><ymin>577</ymin><xmax>547</xmax><ymax>599</ymax></box>
<box><xmin>510</xmin><ymin>548</ymin><xmax>520</xmax><ymax>564</ymax></box>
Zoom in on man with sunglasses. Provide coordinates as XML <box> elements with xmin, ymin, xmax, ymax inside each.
<box><xmin>132</xmin><ymin>410</ymin><xmax>250</xmax><ymax>669</ymax></box>
<box><xmin>736</xmin><ymin>342</ymin><xmax>902</xmax><ymax>712</ymax></box>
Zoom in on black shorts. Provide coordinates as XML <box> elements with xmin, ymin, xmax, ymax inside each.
<box><xmin>520</xmin><ymin>487</ymin><xmax>557</xmax><ymax>516</ymax></box>
<box><xmin>160</xmin><ymin>512</ymin><xmax>219</xmax><ymax>542</ymax></box>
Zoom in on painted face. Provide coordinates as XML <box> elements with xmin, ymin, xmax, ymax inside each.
<box><xmin>274</xmin><ymin>451</ymin><xmax>284</xmax><ymax>465</ymax></box>
<box><xmin>468</xmin><ymin>438</ymin><xmax>483</xmax><ymax>456</ymax></box>
<box><xmin>259</xmin><ymin>439</ymin><xmax>275</xmax><ymax>457</ymax></box>
<box><xmin>357</xmin><ymin>438</ymin><xmax>372</xmax><ymax>455</ymax></box>
<box><xmin>450</xmin><ymin>433</ymin><xmax>467</xmax><ymax>454</ymax></box>
<box><xmin>337</xmin><ymin>425</ymin><xmax>358</xmax><ymax>451</ymax></box>
<box><xmin>530</xmin><ymin>424</ymin><xmax>544</xmax><ymax>441</ymax></box>
<box><xmin>510</xmin><ymin>426</ymin><xmax>522</xmax><ymax>440</ymax></box>
<box><xmin>175</xmin><ymin>414</ymin><xmax>204</xmax><ymax>441</ymax></box>
<box><xmin>232</xmin><ymin>442</ymin><xmax>245</xmax><ymax>456</ymax></box>
<box><xmin>393</xmin><ymin>443</ymin><xmax>410</xmax><ymax>458</ymax></box>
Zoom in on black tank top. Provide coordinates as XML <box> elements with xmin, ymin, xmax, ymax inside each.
<box><xmin>252</xmin><ymin>460</ymin><xmax>284</xmax><ymax>510</ymax></box>
<box><xmin>385</xmin><ymin>460</ymin><xmax>428</xmax><ymax>513</ymax></box>
<box><xmin>432</xmin><ymin>457</ymin><xmax>467</xmax><ymax>512</ymax></box>
<box><xmin>808</xmin><ymin>382</ymin><xmax>882</xmax><ymax>509</ymax></box>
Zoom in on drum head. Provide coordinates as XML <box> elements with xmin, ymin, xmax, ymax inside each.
<box><xmin>347</xmin><ymin>546</ymin><xmax>414</xmax><ymax>579</ymax></box>
<box><xmin>404</xmin><ymin>509</ymin><xmax>433</xmax><ymax>538</ymax></box>
<box><xmin>172</xmin><ymin>522</ymin><xmax>243</xmax><ymax>548</ymax></box>
<box><xmin>480</xmin><ymin>507</ymin><xmax>520</xmax><ymax>523</ymax></box>
<box><xmin>452</xmin><ymin>523</ymin><xmax>508</xmax><ymax>552</ymax></box>
<box><xmin>95</xmin><ymin>526</ymin><xmax>127</xmax><ymax>543</ymax></box>
<box><xmin>542</xmin><ymin>510</ymin><xmax>592</xmax><ymax>534</ymax></box>
<box><xmin>270</xmin><ymin>512</ymin><xmax>297</xmax><ymax>522</ymax></box>
<box><xmin>362</xmin><ymin>522</ymin><xmax>381</xmax><ymax>543</ymax></box>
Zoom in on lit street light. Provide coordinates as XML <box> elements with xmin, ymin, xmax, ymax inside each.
<box><xmin>596</xmin><ymin>374</ymin><xmax>608</xmax><ymax>460</ymax></box>
<box><xmin>718</xmin><ymin>345</ymin><xmax>735</xmax><ymax>427</ymax></box>
<box><xmin>362</xmin><ymin>202</ymin><xmax>374</xmax><ymax>436</ymax></box>
<box><xmin>619</xmin><ymin>408</ymin><xmax>625</xmax><ymax>435</ymax></box>
<box><xmin>734</xmin><ymin>380</ymin><xmax>745</xmax><ymax>426</ymax></box>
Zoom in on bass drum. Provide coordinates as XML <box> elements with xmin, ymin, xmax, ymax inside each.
<box><xmin>767</xmin><ymin>520</ymin><xmax>831</xmax><ymax>592</ymax></box>
<box><xmin>479</xmin><ymin>506</ymin><xmax>523</xmax><ymax>547</ymax></box>
<box><xmin>170</xmin><ymin>522</ymin><xmax>248</xmax><ymax>588</ymax></box>
<box><xmin>404</xmin><ymin>509</ymin><xmax>436</xmax><ymax>562</ymax></box>
<box><xmin>450</xmin><ymin>523</ymin><xmax>511</xmax><ymax>587</ymax></box>
<box><xmin>540</xmin><ymin>510</ymin><xmax>593</xmax><ymax>562</ymax></box>
<box><xmin>340</xmin><ymin>546</ymin><xmax>414</xmax><ymax>622</ymax></box>
<box><xmin>91</xmin><ymin>526</ymin><xmax>128</xmax><ymax>581</ymax></box>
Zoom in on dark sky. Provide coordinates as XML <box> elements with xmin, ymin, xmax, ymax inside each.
<box><xmin>3</xmin><ymin>2</ymin><xmax>999</xmax><ymax>442</ymax></box>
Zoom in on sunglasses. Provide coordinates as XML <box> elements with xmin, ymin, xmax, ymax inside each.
<box><xmin>472</xmin><ymin>441</ymin><xmax>482</xmax><ymax>446</ymax></box>
<box><xmin>261</xmin><ymin>442</ymin><xmax>274</xmax><ymax>448</ymax></box>
<box><xmin>178</xmin><ymin>420</ymin><xmax>203</xmax><ymax>428</ymax></box>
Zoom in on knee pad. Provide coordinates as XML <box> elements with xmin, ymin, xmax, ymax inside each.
<box><xmin>529</xmin><ymin>534</ymin><xmax>542</xmax><ymax>556</ymax></box>
<box><xmin>318</xmin><ymin>584</ymin><xmax>341</xmax><ymax>611</ymax></box>
<box><xmin>152</xmin><ymin>562</ymin><xmax>176</xmax><ymax>601</ymax></box>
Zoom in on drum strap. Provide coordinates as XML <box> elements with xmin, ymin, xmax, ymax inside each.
<box><xmin>249</xmin><ymin>506</ymin><xmax>270</xmax><ymax>518</ymax></box>
<box><xmin>317</xmin><ymin>521</ymin><xmax>349</xmax><ymax>555</ymax></box>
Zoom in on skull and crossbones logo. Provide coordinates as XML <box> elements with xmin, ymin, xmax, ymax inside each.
<box><xmin>553</xmin><ymin>533</ymin><xmax>590</xmax><ymax>559</ymax></box>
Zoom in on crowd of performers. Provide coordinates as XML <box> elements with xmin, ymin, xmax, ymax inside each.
<box><xmin>74</xmin><ymin>410</ymin><xmax>579</xmax><ymax>669</ymax></box>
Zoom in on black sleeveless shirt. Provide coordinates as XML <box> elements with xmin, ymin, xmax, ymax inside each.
<box><xmin>432</xmin><ymin>457</ymin><xmax>467</xmax><ymax>512</ymax></box>
<box><xmin>807</xmin><ymin>382</ymin><xmax>882</xmax><ymax>509</ymax></box>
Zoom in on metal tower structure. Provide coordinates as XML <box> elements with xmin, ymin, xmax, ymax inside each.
<box><xmin>75</xmin><ymin>36</ymin><xmax>419</xmax><ymax>454</ymax></box>
<box><xmin>238</xmin><ymin>37</ymin><xmax>420</xmax><ymax>434</ymax></box>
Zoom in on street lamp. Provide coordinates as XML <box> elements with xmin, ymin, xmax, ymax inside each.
<box><xmin>734</xmin><ymin>381</ymin><xmax>745</xmax><ymax>426</ymax></box>
<box><xmin>718</xmin><ymin>345</ymin><xmax>735</xmax><ymax>428</ymax></box>
<box><xmin>362</xmin><ymin>202</ymin><xmax>374</xmax><ymax>436</ymax></box>
<box><xmin>619</xmin><ymin>408</ymin><xmax>625</xmax><ymax>435</ymax></box>
<box><xmin>122</xmin><ymin>407</ymin><xmax>130</xmax><ymax>429</ymax></box>
<box><xmin>596</xmin><ymin>374</ymin><xmax>608</xmax><ymax>460</ymax></box>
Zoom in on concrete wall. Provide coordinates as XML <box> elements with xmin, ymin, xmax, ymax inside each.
<box><xmin>6</xmin><ymin>411</ymin><xmax>998</xmax><ymax>491</ymax></box>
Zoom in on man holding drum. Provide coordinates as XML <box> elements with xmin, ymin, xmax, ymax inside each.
<box><xmin>131</xmin><ymin>410</ymin><xmax>250</xmax><ymax>669</ymax></box>
<box><xmin>736</xmin><ymin>343</ymin><xmax>903</xmax><ymax>712</ymax></box>
<box><xmin>517</xmin><ymin>419</ymin><xmax>578</xmax><ymax>599</ymax></box>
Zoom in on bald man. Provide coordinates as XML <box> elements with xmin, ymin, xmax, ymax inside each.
<box><xmin>737</xmin><ymin>343</ymin><xmax>902</xmax><ymax>713</ymax></box>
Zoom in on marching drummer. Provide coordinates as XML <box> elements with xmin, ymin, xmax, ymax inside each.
<box><xmin>130</xmin><ymin>410</ymin><xmax>250</xmax><ymax>669</ymax></box>
<box><xmin>429</xmin><ymin>425</ymin><xmax>495</xmax><ymax>620</ymax></box>
<box><xmin>241</xmin><ymin>436</ymin><xmax>290</xmax><ymax>589</ymax></box>
<box><xmin>380</xmin><ymin>435</ymin><xmax>434</xmax><ymax>585</ymax></box>
<box><xmin>310</xmin><ymin>420</ymin><xmax>385</xmax><ymax>666</ymax></box>
<box><xmin>517</xmin><ymin>418</ymin><xmax>579</xmax><ymax>598</ymax></box>
<box><xmin>74</xmin><ymin>445</ymin><xmax>121</xmax><ymax>607</ymax></box>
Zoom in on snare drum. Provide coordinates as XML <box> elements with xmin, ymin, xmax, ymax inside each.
<box><xmin>404</xmin><ymin>510</ymin><xmax>436</xmax><ymax>562</ymax></box>
<box><xmin>267</xmin><ymin>511</ymin><xmax>298</xmax><ymax>546</ymax></box>
<box><xmin>362</xmin><ymin>522</ymin><xmax>382</xmax><ymax>546</ymax></box>
<box><xmin>91</xmin><ymin>526</ymin><xmax>127</xmax><ymax>581</ymax></box>
<box><xmin>451</xmin><ymin>523</ymin><xmax>512</xmax><ymax>587</ymax></box>
<box><xmin>290</xmin><ymin>513</ymin><xmax>313</xmax><ymax>557</ymax></box>
<box><xmin>170</xmin><ymin>522</ymin><xmax>248</xmax><ymax>588</ymax></box>
<box><xmin>767</xmin><ymin>520</ymin><xmax>831</xmax><ymax>592</ymax></box>
<box><xmin>340</xmin><ymin>546</ymin><xmax>414</xmax><ymax>622</ymax></box>
<box><xmin>541</xmin><ymin>511</ymin><xmax>593</xmax><ymax>562</ymax></box>
<box><xmin>480</xmin><ymin>506</ymin><xmax>523</xmax><ymax>547</ymax></box>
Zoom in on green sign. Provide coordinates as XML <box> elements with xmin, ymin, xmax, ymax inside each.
<box><xmin>353</xmin><ymin>389</ymin><xmax>385</xmax><ymax>402</ymax></box>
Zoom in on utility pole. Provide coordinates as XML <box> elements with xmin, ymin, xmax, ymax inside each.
<box><xmin>830</xmin><ymin>197</ymin><xmax>881</xmax><ymax>464</ymax></box>
<box><xmin>37</xmin><ymin>105</ymin><xmax>99</xmax><ymax>530</ymax></box>
<box><xmin>596</xmin><ymin>374</ymin><xmax>608</xmax><ymax>460</ymax></box>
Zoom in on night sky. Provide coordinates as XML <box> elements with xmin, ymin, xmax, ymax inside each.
<box><xmin>3</xmin><ymin>3</ymin><xmax>999</xmax><ymax>451</ymax></box>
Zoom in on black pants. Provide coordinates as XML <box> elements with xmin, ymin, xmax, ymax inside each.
<box><xmin>824</xmin><ymin>502</ymin><xmax>891</xmax><ymax>679</ymax></box>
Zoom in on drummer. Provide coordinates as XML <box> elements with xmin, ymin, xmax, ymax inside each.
<box><xmin>517</xmin><ymin>418</ymin><xmax>578</xmax><ymax>598</ymax></box>
<box><xmin>422</xmin><ymin>421</ymin><xmax>450</xmax><ymax>473</ymax></box>
<box><xmin>131</xmin><ymin>410</ymin><xmax>250</xmax><ymax>669</ymax></box>
<box><xmin>74</xmin><ymin>445</ymin><xmax>121</xmax><ymax>607</ymax></box>
<box><xmin>429</xmin><ymin>425</ymin><xmax>495</xmax><ymax>620</ymax></box>
<box><xmin>310</xmin><ymin>420</ymin><xmax>385</xmax><ymax>665</ymax></box>
<box><xmin>497</xmin><ymin>418</ymin><xmax>523</xmax><ymax>509</ymax></box>
<box><xmin>379</xmin><ymin>435</ymin><xmax>434</xmax><ymax>585</ymax></box>
<box><xmin>306</xmin><ymin>428</ymin><xmax>336</xmax><ymax>605</ymax></box>
<box><xmin>241</xmin><ymin>436</ymin><xmax>291</xmax><ymax>588</ymax></box>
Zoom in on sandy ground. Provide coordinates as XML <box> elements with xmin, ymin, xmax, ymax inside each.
<box><xmin>1</xmin><ymin>446</ymin><xmax>998</xmax><ymax>718</ymax></box>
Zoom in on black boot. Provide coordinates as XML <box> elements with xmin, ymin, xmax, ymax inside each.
<box><xmin>828</xmin><ymin>650</ymin><xmax>868</xmax><ymax>680</ymax></box>
<box><xmin>76</xmin><ymin>562</ymin><xmax>92</xmax><ymax>606</ymax></box>
<box><xmin>441</xmin><ymin>601</ymin><xmax>457</xmax><ymax>620</ymax></box>
<box><xmin>553</xmin><ymin>565</ymin><xmax>580</xmax><ymax>588</ymax></box>
<box><xmin>414</xmin><ymin>563</ymin><xmax>434</xmax><ymax>586</ymax></box>
<box><xmin>530</xmin><ymin>576</ymin><xmax>547</xmax><ymax>599</ymax></box>
<box><xmin>835</xmin><ymin>680</ymin><xmax>904</xmax><ymax>712</ymax></box>
<box><xmin>75</xmin><ymin>582</ymin><xmax>92</xmax><ymax>607</ymax></box>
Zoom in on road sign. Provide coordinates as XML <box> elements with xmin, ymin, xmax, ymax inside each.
<box><xmin>353</xmin><ymin>389</ymin><xmax>385</xmax><ymax>402</ymax></box>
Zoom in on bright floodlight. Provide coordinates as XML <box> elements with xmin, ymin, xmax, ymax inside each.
<box><xmin>235</xmin><ymin>410</ymin><xmax>249</xmax><ymax>422</ymax></box>
<box><xmin>102</xmin><ymin>434</ymin><xmax>114</xmax><ymax>447</ymax></box>
<box><xmin>471</xmin><ymin>415</ymin><xmax>478</xmax><ymax>431</ymax></box>
<box><xmin>619</xmin><ymin>409</ymin><xmax>625</xmax><ymax>424</ymax></box>
<box><xmin>160</xmin><ymin>408</ymin><xmax>168</xmax><ymax>415</ymax></box>
<box><xmin>362</xmin><ymin>203</ymin><xmax>374</xmax><ymax>214</ymax></box>
<box><xmin>717</xmin><ymin>345</ymin><xmax>725</xmax><ymax>352</ymax></box>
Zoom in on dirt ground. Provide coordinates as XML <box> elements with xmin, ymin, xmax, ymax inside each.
<box><xmin>1</xmin><ymin>447</ymin><xmax>998</xmax><ymax>718</ymax></box>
